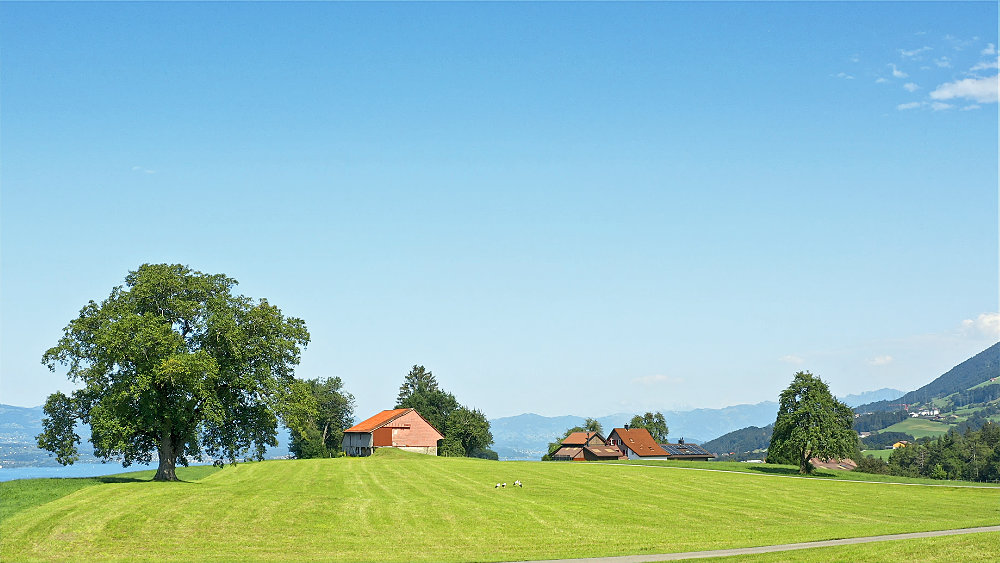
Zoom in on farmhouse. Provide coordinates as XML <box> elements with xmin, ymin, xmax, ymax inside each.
<box><xmin>343</xmin><ymin>408</ymin><xmax>444</xmax><ymax>457</ymax></box>
<box><xmin>550</xmin><ymin>431</ymin><xmax>625</xmax><ymax>461</ymax></box>
<box><xmin>607</xmin><ymin>427</ymin><xmax>671</xmax><ymax>460</ymax></box>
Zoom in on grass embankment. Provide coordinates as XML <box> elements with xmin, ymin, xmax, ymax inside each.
<box><xmin>2</xmin><ymin>449</ymin><xmax>998</xmax><ymax>562</ymax></box>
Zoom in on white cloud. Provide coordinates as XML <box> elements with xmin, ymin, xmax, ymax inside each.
<box><xmin>970</xmin><ymin>57</ymin><xmax>1000</xmax><ymax>71</ymax></box>
<box><xmin>930</xmin><ymin>76</ymin><xmax>999</xmax><ymax>104</ymax></box>
<box><xmin>779</xmin><ymin>355</ymin><xmax>805</xmax><ymax>365</ymax></box>
<box><xmin>935</xmin><ymin>57</ymin><xmax>952</xmax><ymax>68</ymax></box>
<box><xmin>868</xmin><ymin>355</ymin><xmax>894</xmax><ymax>366</ymax></box>
<box><xmin>930</xmin><ymin>101</ymin><xmax>953</xmax><ymax>111</ymax></box>
<box><xmin>960</xmin><ymin>104</ymin><xmax>981</xmax><ymax>111</ymax></box>
<box><xmin>835</xmin><ymin>72</ymin><xmax>855</xmax><ymax>80</ymax></box>
<box><xmin>983</xmin><ymin>43</ymin><xmax>997</xmax><ymax>56</ymax></box>
<box><xmin>961</xmin><ymin>312</ymin><xmax>1000</xmax><ymax>339</ymax></box>
<box><xmin>131</xmin><ymin>166</ymin><xmax>156</xmax><ymax>174</ymax></box>
<box><xmin>897</xmin><ymin>102</ymin><xmax>921</xmax><ymax>110</ymax></box>
<box><xmin>889</xmin><ymin>63</ymin><xmax>908</xmax><ymax>78</ymax></box>
<box><xmin>875</xmin><ymin>77</ymin><xmax>889</xmax><ymax>84</ymax></box>
<box><xmin>903</xmin><ymin>82</ymin><xmax>920</xmax><ymax>92</ymax></box>
<box><xmin>899</xmin><ymin>46</ymin><xmax>932</xmax><ymax>58</ymax></box>
<box><xmin>632</xmin><ymin>374</ymin><xmax>684</xmax><ymax>386</ymax></box>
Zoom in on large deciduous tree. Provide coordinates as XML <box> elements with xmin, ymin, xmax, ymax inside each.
<box><xmin>286</xmin><ymin>377</ymin><xmax>355</xmax><ymax>459</ymax></box>
<box><xmin>628</xmin><ymin>412</ymin><xmax>669</xmax><ymax>443</ymax></box>
<box><xmin>767</xmin><ymin>371</ymin><xmax>858</xmax><ymax>474</ymax></box>
<box><xmin>38</xmin><ymin>264</ymin><xmax>310</xmax><ymax>481</ymax></box>
<box><xmin>442</xmin><ymin>406</ymin><xmax>493</xmax><ymax>457</ymax></box>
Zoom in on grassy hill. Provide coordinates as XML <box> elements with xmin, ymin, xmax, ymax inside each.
<box><xmin>3</xmin><ymin>449</ymin><xmax>998</xmax><ymax>562</ymax></box>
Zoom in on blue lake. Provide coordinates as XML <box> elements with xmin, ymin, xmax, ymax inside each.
<box><xmin>0</xmin><ymin>462</ymin><xmax>163</xmax><ymax>482</ymax></box>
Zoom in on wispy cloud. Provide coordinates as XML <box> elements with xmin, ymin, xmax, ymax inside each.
<box><xmin>875</xmin><ymin>77</ymin><xmax>889</xmax><ymax>84</ymax></box>
<box><xmin>903</xmin><ymin>82</ymin><xmax>920</xmax><ymax>92</ymax></box>
<box><xmin>779</xmin><ymin>355</ymin><xmax>805</xmax><ymax>365</ymax></box>
<box><xmin>889</xmin><ymin>63</ymin><xmax>908</xmax><ymax>78</ymax></box>
<box><xmin>983</xmin><ymin>43</ymin><xmax>997</xmax><ymax>56</ymax></box>
<box><xmin>835</xmin><ymin>72</ymin><xmax>855</xmax><ymax>80</ymax></box>
<box><xmin>899</xmin><ymin>46</ymin><xmax>932</xmax><ymax>58</ymax></box>
<box><xmin>131</xmin><ymin>166</ymin><xmax>156</xmax><ymax>174</ymax></box>
<box><xmin>897</xmin><ymin>101</ymin><xmax>921</xmax><ymax>110</ymax></box>
<box><xmin>934</xmin><ymin>57</ymin><xmax>952</xmax><ymax>68</ymax></box>
<box><xmin>868</xmin><ymin>355</ymin><xmax>894</xmax><ymax>366</ymax></box>
<box><xmin>632</xmin><ymin>374</ymin><xmax>684</xmax><ymax>386</ymax></box>
<box><xmin>930</xmin><ymin>76</ymin><xmax>999</xmax><ymax>104</ymax></box>
<box><xmin>970</xmin><ymin>57</ymin><xmax>1000</xmax><ymax>72</ymax></box>
<box><xmin>961</xmin><ymin>312</ymin><xmax>1000</xmax><ymax>339</ymax></box>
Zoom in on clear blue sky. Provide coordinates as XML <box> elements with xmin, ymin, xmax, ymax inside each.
<box><xmin>2</xmin><ymin>2</ymin><xmax>997</xmax><ymax>420</ymax></box>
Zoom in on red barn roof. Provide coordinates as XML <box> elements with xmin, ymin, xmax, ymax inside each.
<box><xmin>345</xmin><ymin>408</ymin><xmax>412</xmax><ymax>433</ymax></box>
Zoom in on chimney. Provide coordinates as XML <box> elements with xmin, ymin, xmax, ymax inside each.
<box><xmin>624</xmin><ymin>424</ymin><xmax>630</xmax><ymax>430</ymax></box>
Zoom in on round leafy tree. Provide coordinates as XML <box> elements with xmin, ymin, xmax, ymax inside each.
<box><xmin>767</xmin><ymin>371</ymin><xmax>858</xmax><ymax>474</ymax></box>
<box><xmin>38</xmin><ymin>264</ymin><xmax>310</xmax><ymax>481</ymax></box>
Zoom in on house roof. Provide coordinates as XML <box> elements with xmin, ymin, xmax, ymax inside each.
<box><xmin>584</xmin><ymin>445</ymin><xmax>624</xmax><ymax>458</ymax></box>
<box><xmin>610</xmin><ymin>428</ymin><xmax>669</xmax><ymax>456</ymax></box>
<box><xmin>344</xmin><ymin>408</ymin><xmax>412</xmax><ymax>433</ymax></box>
<box><xmin>551</xmin><ymin>446</ymin><xmax>584</xmax><ymax>458</ymax></box>
<box><xmin>562</xmin><ymin>431</ymin><xmax>606</xmax><ymax>446</ymax></box>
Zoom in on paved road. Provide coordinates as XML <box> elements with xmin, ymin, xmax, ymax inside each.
<box><xmin>512</xmin><ymin>525</ymin><xmax>1000</xmax><ymax>562</ymax></box>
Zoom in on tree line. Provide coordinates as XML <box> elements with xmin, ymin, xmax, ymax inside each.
<box><xmin>35</xmin><ymin>264</ymin><xmax>493</xmax><ymax>481</ymax></box>
<box><xmin>855</xmin><ymin>422</ymin><xmax>1000</xmax><ymax>481</ymax></box>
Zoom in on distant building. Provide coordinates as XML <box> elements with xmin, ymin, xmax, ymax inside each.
<box><xmin>892</xmin><ymin>440</ymin><xmax>910</xmax><ymax>449</ymax></box>
<box><xmin>343</xmin><ymin>408</ymin><xmax>444</xmax><ymax>457</ymax></box>
<box><xmin>607</xmin><ymin>428</ymin><xmax>671</xmax><ymax>460</ymax></box>
<box><xmin>550</xmin><ymin>432</ymin><xmax>625</xmax><ymax>461</ymax></box>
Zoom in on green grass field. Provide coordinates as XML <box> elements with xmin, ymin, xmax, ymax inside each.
<box><xmin>882</xmin><ymin>417</ymin><xmax>954</xmax><ymax>439</ymax></box>
<box><xmin>860</xmin><ymin>449</ymin><xmax>893</xmax><ymax>461</ymax></box>
<box><xmin>2</xmin><ymin>450</ymin><xmax>998</xmax><ymax>562</ymax></box>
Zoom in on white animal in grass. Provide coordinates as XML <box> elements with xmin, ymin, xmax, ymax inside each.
<box><xmin>514</xmin><ymin>480</ymin><xmax>522</xmax><ymax>487</ymax></box>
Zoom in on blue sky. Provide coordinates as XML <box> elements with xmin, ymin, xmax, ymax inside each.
<box><xmin>2</xmin><ymin>2</ymin><xmax>997</xmax><ymax>421</ymax></box>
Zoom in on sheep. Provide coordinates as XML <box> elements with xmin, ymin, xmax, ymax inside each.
<box><xmin>514</xmin><ymin>480</ymin><xmax>522</xmax><ymax>487</ymax></box>
<box><xmin>495</xmin><ymin>483</ymin><xmax>501</xmax><ymax>488</ymax></box>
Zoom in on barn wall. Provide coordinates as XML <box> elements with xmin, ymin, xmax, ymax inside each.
<box><xmin>391</xmin><ymin>410</ymin><xmax>444</xmax><ymax>448</ymax></box>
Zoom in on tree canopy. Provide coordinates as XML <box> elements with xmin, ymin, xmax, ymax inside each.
<box><xmin>628</xmin><ymin>412</ymin><xmax>669</xmax><ymax>443</ymax></box>
<box><xmin>286</xmin><ymin>377</ymin><xmax>355</xmax><ymax>459</ymax></box>
<box><xmin>394</xmin><ymin>365</ymin><xmax>494</xmax><ymax>458</ymax></box>
<box><xmin>767</xmin><ymin>371</ymin><xmax>858</xmax><ymax>474</ymax></box>
<box><xmin>37</xmin><ymin>264</ymin><xmax>310</xmax><ymax>481</ymax></box>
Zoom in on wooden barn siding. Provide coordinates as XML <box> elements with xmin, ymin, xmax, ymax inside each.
<box><xmin>390</xmin><ymin>410</ymin><xmax>443</xmax><ymax>447</ymax></box>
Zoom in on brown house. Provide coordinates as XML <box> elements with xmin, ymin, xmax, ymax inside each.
<box><xmin>607</xmin><ymin>428</ymin><xmax>671</xmax><ymax>460</ymax></box>
<box><xmin>550</xmin><ymin>431</ymin><xmax>625</xmax><ymax>461</ymax></box>
<box><xmin>343</xmin><ymin>408</ymin><xmax>444</xmax><ymax>457</ymax></box>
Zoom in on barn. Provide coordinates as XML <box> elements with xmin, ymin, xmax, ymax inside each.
<box><xmin>343</xmin><ymin>408</ymin><xmax>444</xmax><ymax>457</ymax></box>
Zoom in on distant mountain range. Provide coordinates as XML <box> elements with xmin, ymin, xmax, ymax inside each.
<box><xmin>838</xmin><ymin>388</ymin><xmax>904</xmax><ymax>408</ymax></box>
<box><xmin>488</xmin><ymin>402</ymin><xmax>781</xmax><ymax>460</ymax></box>
<box><xmin>0</xmin><ymin>404</ymin><xmax>291</xmax><ymax>468</ymax></box>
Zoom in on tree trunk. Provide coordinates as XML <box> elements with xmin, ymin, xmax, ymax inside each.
<box><xmin>800</xmin><ymin>449</ymin><xmax>814</xmax><ymax>474</ymax></box>
<box><xmin>153</xmin><ymin>430</ymin><xmax>179</xmax><ymax>481</ymax></box>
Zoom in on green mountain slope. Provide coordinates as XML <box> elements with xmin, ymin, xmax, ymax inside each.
<box><xmin>857</xmin><ymin>341</ymin><xmax>1000</xmax><ymax>412</ymax></box>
